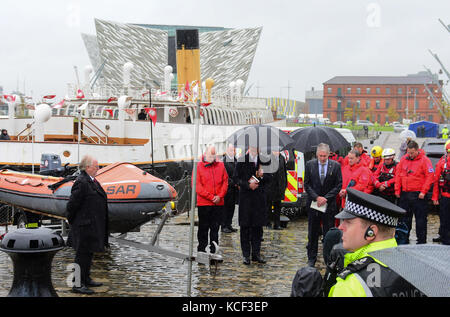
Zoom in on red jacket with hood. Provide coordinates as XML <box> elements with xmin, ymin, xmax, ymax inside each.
<box><xmin>193</xmin><ymin>156</ymin><xmax>228</xmax><ymax>206</ymax></box>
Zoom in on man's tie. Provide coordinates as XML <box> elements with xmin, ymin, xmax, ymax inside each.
<box><xmin>320</xmin><ymin>164</ymin><xmax>325</xmax><ymax>185</ymax></box>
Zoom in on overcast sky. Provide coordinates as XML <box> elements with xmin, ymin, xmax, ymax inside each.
<box><xmin>1</xmin><ymin>0</ymin><xmax>449</xmax><ymax>102</ymax></box>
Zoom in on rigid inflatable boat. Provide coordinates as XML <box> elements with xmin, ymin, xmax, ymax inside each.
<box><xmin>0</xmin><ymin>162</ymin><xmax>177</xmax><ymax>233</ymax></box>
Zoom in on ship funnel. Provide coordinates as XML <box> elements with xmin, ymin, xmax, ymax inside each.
<box><xmin>176</xmin><ymin>29</ymin><xmax>200</xmax><ymax>96</ymax></box>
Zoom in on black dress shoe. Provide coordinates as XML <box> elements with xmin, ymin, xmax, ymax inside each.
<box><xmin>243</xmin><ymin>257</ymin><xmax>251</xmax><ymax>265</ymax></box>
<box><xmin>228</xmin><ymin>227</ymin><xmax>238</xmax><ymax>232</ymax></box>
<box><xmin>307</xmin><ymin>259</ymin><xmax>316</xmax><ymax>267</ymax></box>
<box><xmin>72</xmin><ymin>285</ymin><xmax>94</xmax><ymax>295</ymax></box>
<box><xmin>432</xmin><ymin>236</ymin><xmax>442</xmax><ymax>243</ymax></box>
<box><xmin>273</xmin><ymin>226</ymin><xmax>283</xmax><ymax>230</ymax></box>
<box><xmin>252</xmin><ymin>255</ymin><xmax>266</xmax><ymax>264</ymax></box>
<box><xmin>86</xmin><ymin>279</ymin><xmax>103</xmax><ymax>287</ymax></box>
<box><xmin>221</xmin><ymin>227</ymin><xmax>233</xmax><ymax>233</ymax></box>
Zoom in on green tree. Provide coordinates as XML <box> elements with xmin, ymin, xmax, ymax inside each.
<box><xmin>387</xmin><ymin>105</ymin><xmax>399</xmax><ymax>122</ymax></box>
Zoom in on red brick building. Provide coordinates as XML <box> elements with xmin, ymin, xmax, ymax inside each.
<box><xmin>323</xmin><ymin>74</ymin><xmax>443</xmax><ymax>124</ymax></box>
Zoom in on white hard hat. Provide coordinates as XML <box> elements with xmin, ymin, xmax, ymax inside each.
<box><xmin>382</xmin><ymin>148</ymin><xmax>395</xmax><ymax>159</ymax></box>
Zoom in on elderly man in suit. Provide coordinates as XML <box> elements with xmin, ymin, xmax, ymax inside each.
<box><xmin>67</xmin><ymin>155</ymin><xmax>109</xmax><ymax>295</ymax></box>
<box><xmin>234</xmin><ymin>145</ymin><xmax>271</xmax><ymax>265</ymax></box>
<box><xmin>304</xmin><ymin>143</ymin><xmax>342</xmax><ymax>267</ymax></box>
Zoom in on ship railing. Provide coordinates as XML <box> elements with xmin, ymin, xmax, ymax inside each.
<box><xmin>16</xmin><ymin>122</ymin><xmax>34</xmax><ymax>141</ymax></box>
<box><xmin>67</xmin><ymin>83</ymin><xmax>269</xmax><ymax>109</ymax></box>
<box><xmin>80</xmin><ymin>118</ymin><xmax>109</xmax><ymax>144</ymax></box>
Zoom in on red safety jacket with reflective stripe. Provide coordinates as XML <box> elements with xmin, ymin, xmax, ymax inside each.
<box><xmin>432</xmin><ymin>155</ymin><xmax>450</xmax><ymax>200</ymax></box>
<box><xmin>193</xmin><ymin>157</ymin><xmax>228</xmax><ymax>206</ymax></box>
<box><xmin>394</xmin><ymin>149</ymin><xmax>435</xmax><ymax>196</ymax></box>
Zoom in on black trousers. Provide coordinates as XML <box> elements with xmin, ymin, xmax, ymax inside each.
<box><xmin>222</xmin><ymin>191</ymin><xmax>236</xmax><ymax>229</ymax></box>
<box><xmin>75</xmin><ymin>249</ymin><xmax>93</xmax><ymax>286</ymax></box>
<box><xmin>240</xmin><ymin>226</ymin><xmax>263</xmax><ymax>258</ymax></box>
<box><xmin>440</xmin><ymin>196</ymin><xmax>450</xmax><ymax>245</ymax></box>
<box><xmin>398</xmin><ymin>192</ymin><xmax>428</xmax><ymax>244</ymax></box>
<box><xmin>307</xmin><ymin>207</ymin><xmax>336</xmax><ymax>262</ymax></box>
<box><xmin>197</xmin><ymin>205</ymin><xmax>222</xmax><ymax>253</ymax></box>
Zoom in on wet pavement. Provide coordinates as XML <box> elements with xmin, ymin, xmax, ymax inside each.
<box><xmin>0</xmin><ymin>211</ymin><xmax>441</xmax><ymax>297</ymax></box>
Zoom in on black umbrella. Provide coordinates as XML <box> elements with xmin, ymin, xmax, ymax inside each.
<box><xmin>226</xmin><ymin>125</ymin><xmax>294</xmax><ymax>153</ymax></box>
<box><xmin>290</xmin><ymin>126</ymin><xmax>350</xmax><ymax>153</ymax></box>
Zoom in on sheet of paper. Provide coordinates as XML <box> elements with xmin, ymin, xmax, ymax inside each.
<box><xmin>311</xmin><ymin>200</ymin><xmax>327</xmax><ymax>213</ymax></box>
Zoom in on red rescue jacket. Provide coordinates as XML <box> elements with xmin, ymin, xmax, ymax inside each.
<box><xmin>395</xmin><ymin>149</ymin><xmax>434</xmax><ymax>196</ymax></box>
<box><xmin>432</xmin><ymin>155</ymin><xmax>450</xmax><ymax>200</ymax></box>
<box><xmin>343</xmin><ymin>151</ymin><xmax>371</xmax><ymax>167</ymax></box>
<box><xmin>193</xmin><ymin>157</ymin><xmax>228</xmax><ymax>206</ymax></box>
<box><xmin>374</xmin><ymin>162</ymin><xmax>398</xmax><ymax>196</ymax></box>
<box><xmin>341</xmin><ymin>161</ymin><xmax>372</xmax><ymax>207</ymax></box>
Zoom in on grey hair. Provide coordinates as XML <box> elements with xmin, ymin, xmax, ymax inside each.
<box><xmin>349</xmin><ymin>149</ymin><xmax>361</xmax><ymax>157</ymax></box>
<box><xmin>79</xmin><ymin>155</ymin><xmax>95</xmax><ymax>171</ymax></box>
<box><xmin>316</xmin><ymin>143</ymin><xmax>330</xmax><ymax>154</ymax></box>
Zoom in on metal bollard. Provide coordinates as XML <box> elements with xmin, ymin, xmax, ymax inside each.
<box><xmin>0</xmin><ymin>227</ymin><xmax>65</xmax><ymax>297</ymax></box>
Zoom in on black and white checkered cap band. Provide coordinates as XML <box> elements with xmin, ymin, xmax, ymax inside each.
<box><xmin>344</xmin><ymin>200</ymin><xmax>398</xmax><ymax>227</ymax></box>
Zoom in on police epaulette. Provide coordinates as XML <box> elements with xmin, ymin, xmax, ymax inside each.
<box><xmin>338</xmin><ymin>256</ymin><xmax>375</xmax><ymax>280</ymax></box>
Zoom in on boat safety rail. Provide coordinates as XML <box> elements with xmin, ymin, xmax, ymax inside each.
<box><xmin>82</xmin><ymin>118</ymin><xmax>109</xmax><ymax>144</ymax></box>
<box><xmin>16</xmin><ymin>122</ymin><xmax>34</xmax><ymax>141</ymax></box>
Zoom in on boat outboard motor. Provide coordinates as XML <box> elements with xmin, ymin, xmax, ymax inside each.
<box><xmin>40</xmin><ymin>154</ymin><xmax>65</xmax><ymax>177</ymax></box>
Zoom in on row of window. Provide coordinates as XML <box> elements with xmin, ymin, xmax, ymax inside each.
<box><xmin>327</xmin><ymin>87</ymin><xmax>423</xmax><ymax>96</ymax></box>
<box><xmin>327</xmin><ymin>99</ymin><xmax>434</xmax><ymax>110</ymax></box>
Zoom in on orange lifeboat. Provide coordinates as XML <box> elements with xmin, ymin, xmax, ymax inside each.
<box><xmin>0</xmin><ymin>162</ymin><xmax>177</xmax><ymax>233</ymax></box>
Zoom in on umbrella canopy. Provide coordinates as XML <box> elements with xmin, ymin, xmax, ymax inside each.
<box><xmin>399</xmin><ymin>129</ymin><xmax>416</xmax><ymax>141</ymax></box>
<box><xmin>290</xmin><ymin>126</ymin><xmax>351</xmax><ymax>153</ymax></box>
<box><xmin>369</xmin><ymin>244</ymin><xmax>450</xmax><ymax>297</ymax></box>
<box><xmin>226</xmin><ymin>125</ymin><xmax>294</xmax><ymax>153</ymax></box>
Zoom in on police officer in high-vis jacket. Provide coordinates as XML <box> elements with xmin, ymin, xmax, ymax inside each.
<box><xmin>328</xmin><ymin>188</ymin><xmax>425</xmax><ymax>297</ymax></box>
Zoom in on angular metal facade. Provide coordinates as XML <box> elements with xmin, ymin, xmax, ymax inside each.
<box><xmin>199</xmin><ymin>27</ymin><xmax>262</xmax><ymax>93</ymax></box>
<box><xmin>82</xmin><ymin>20</ymin><xmax>261</xmax><ymax>93</ymax></box>
<box><xmin>94</xmin><ymin>19</ymin><xmax>168</xmax><ymax>89</ymax></box>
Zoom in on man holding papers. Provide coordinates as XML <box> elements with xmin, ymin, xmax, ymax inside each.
<box><xmin>304</xmin><ymin>143</ymin><xmax>343</xmax><ymax>267</ymax></box>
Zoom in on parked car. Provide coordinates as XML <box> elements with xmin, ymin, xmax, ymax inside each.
<box><xmin>421</xmin><ymin>138</ymin><xmax>446</xmax><ymax>209</ymax></box>
<box><xmin>422</xmin><ymin>138</ymin><xmax>447</xmax><ymax>168</ymax></box>
<box><xmin>393</xmin><ymin>124</ymin><xmax>408</xmax><ymax>133</ymax></box>
<box><xmin>356</xmin><ymin>120</ymin><xmax>374</xmax><ymax>126</ymax></box>
<box><xmin>333</xmin><ymin>121</ymin><xmax>347</xmax><ymax>126</ymax></box>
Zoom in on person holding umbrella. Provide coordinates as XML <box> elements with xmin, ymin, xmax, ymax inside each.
<box><xmin>328</xmin><ymin>188</ymin><xmax>425</xmax><ymax>297</ymax></box>
<box><xmin>234</xmin><ymin>145</ymin><xmax>271</xmax><ymax>265</ymax></box>
<box><xmin>304</xmin><ymin>143</ymin><xmax>342</xmax><ymax>267</ymax></box>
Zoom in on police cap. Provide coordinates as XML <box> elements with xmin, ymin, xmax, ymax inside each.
<box><xmin>335</xmin><ymin>188</ymin><xmax>406</xmax><ymax>227</ymax></box>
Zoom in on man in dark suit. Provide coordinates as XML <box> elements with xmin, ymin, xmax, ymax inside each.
<box><xmin>264</xmin><ymin>151</ymin><xmax>288</xmax><ymax>230</ymax></box>
<box><xmin>67</xmin><ymin>155</ymin><xmax>109</xmax><ymax>295</ymax></box>
<box><xmin>234</xmin><ymin>146</ymin><xmax>271</xmax><ymax>265</ymax></box>
<box><xmin>221</xmin><ymin>144</ymin><xmax>238</xmax><ymax>233</ymax></box>
<box><xmin>304</xmin><ymin>143</ymin><xmax>342</xmax><ymax>267</ymax></box>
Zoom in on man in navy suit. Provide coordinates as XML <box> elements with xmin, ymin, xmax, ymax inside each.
<box><xmin>304</xmin><ymin>143</ymin><xmax>342</xmax><ymax>267</ymax></box>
